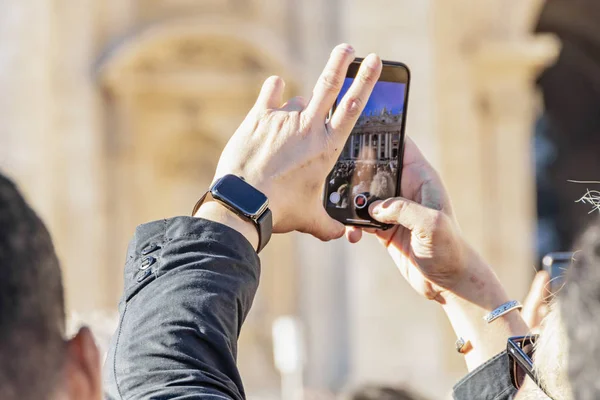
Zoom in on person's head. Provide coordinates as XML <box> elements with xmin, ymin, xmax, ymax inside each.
<box><xmin>0</xmin><ymin>174</ymin><xmax>101</xmax><ymax>400</ymax></box>
<box><xmin>515</xmin><ymin>301</ymin><xmax>572</xmax><ymax>400</ymax></box>
<box><xmin>350</xmin><ymin>384</ymin><xmax>425</xmax><ymax>400</ymax></box>
<box><xmin>516</xmin><ymin>217</ymin><xmax>600</xmax><ymax>400</ymax></box>
<box><xmin>561</xmin><ymin>217</ymin><xmax>600</xmax><ymax>399</ymax></box>
<box><xmin>370</xmin><ymin>171</ymin><xmax>394</xmax><ymax>199</ymax></box>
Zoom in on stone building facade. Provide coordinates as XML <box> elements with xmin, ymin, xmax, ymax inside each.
<box><xmin>342</xmin><ymin>110</ymin><xmax>402</xmax><ymax>162</ymax></box>
<box><xmin>0</xmin><ymin>0</ymin><xmax>555</xmax><ymax>398</ymax></box>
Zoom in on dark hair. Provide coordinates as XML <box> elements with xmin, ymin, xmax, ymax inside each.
<box><xmin>0</xmin><ymin>174</ymin><xmax>66</xmax><ymax>399</ymax></box>
<box><xmin>351</xmin><ymin>385</ymin><xmax>426</xmax><ymax>400</ymax></box>
<box><xmin>561</xmin><ymin>216</ymin><xmax>600</xmax><ymax>399</ymax></box>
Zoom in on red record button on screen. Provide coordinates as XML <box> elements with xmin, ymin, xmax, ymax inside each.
<box><xmin>354</xmin><ymin>194</ymin><xmax>368</xmax><ymax>209</ymax></box>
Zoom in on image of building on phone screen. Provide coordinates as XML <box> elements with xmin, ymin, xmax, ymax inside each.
<box><xmin>327</xmin><ymin>79</ymin><xmax>405</xmax><ymax>210</ymax></box>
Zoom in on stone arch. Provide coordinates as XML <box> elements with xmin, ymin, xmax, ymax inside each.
<box><xmin>95</xmin><ymin>16</ymin><xmax>299</xmax><ymax>92</ymax></box>
<box><xmin>94</xmin><ymin>17</ymin><xmax>300</xmax><ymax>183</ymax></box>
<box><xmin>94</xmin><ymin>15</ymin><xmax>301</xmax><ymax>222</ymax></box>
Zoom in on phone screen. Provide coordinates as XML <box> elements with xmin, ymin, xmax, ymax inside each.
<box><xmin>324</xmin><ymin>61</ymin><xmax>410</xmax><ymax>228</ymax></box>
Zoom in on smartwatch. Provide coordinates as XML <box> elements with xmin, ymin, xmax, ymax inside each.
<box><xmin>192</xmin><ymin>174</ymin><xmax>272</xmax><ymax>253</ymax></box>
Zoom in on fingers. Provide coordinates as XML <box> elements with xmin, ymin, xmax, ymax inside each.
<box><xmin>369</xmin><ymin>197</ymin><xmax>437</xmax><ymax>232</ymax></box>
<box><xmin>345</xmin><ymin>226</ymin><xmax>363</xmax><ymax>243</ymax></box>
<box><xmin>253</xmin><ymin>76</ymin><xmax>286</xmax><ymax>111</ymax></box>
<box><xmin>281</xmin><ymin>96</ymin><xmax>307</xmax><ymax>112</ymax></box>
<box><xmin>533</xmin><ymin>270</ymin><xmax>551</xmax><ymax>300</ymax></box>
<box><xmin>524</xmin><ymin>270</ymin><xmax>551</xmax><ymax>310</ymax></box>
<box><xmin>304</xmin><ymin>44</ymin><xmax>356</xmax><ymax>121</ymax></box>
<box><xmin>399</xmin><ymin>137</ymin><xmax>453</xmax><ymax>217</ymax></box>
<box><xmin>374</xmin><ymin>226</ymin><xmax>396</xmax><ymax>244</ymax></box>
<box><xmin>522</xmin><ymin>270</ymin><xmax>551</xmax><ymax>329</ymax></box>
<box><xmin>310</xmin><ymin>208</ymin><xmax>346</xmax><ymax>242</ymax></box>
<box><xmin>345</xmin><ymin>226</ymin><xmax>379</xmax><ymax>243</ymax></box>
<box><xmin>329</xmin><ymin>54</ymin><xmax>382</xmax><ymax>142</ymax></box>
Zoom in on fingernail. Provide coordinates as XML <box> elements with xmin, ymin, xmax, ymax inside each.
<box><xmin>369</xmin><ymin>200</ymin><xmax>383</xmax><ymax>215</ymax></box>
<box><xmin>365</xmin><ymin>53</ymin><xmax>381</xmax><ymax>68</ymax></box>
<box><xmin>337</xmin><ymin>43</ymin><xmax>354</xmax><ymax>54</ymax></box>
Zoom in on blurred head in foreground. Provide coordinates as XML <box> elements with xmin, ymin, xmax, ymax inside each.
<box><xmin>517</xmin><ymin>217</ymin><xmax>600</xmax><ymax>400</ymax></box>
<box><xmin>0</xmin><ymin>174</ymin><xmax>101</xmax><ymax>400</ymax></box>
<box><xmin>561</xmin><ymin>217</ymin><xmax>600</xmax><ymax>398</ymax></box>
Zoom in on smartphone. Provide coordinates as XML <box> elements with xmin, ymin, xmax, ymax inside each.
<box><xmin>323</xmin><ymin>59</ymin><xmax>410</xmax><ymax>229</ymax></box>
<box><xmin>541</xmin><ymin>252</ymin><xmax>574</xmax><ymax>294</ymax></box>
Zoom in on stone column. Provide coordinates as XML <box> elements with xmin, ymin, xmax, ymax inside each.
<box><xmin>361</xmin><ymin>134</ymin><xmax>367</xmax><ymax>158</ymax></box>
<box><xmin>434</xmin><ymin>0</ymin><xmax>557</xmax><ymax>298</ymax></box>
<box><xmin>0</xmin><ymin>0</ymin><xmax>112</xmax><ymax>315</ymax></box>
<box><xmin>470</xmin><ymin>38</ymin><xmax>556</xmax><ymax>295</ymax></box>
<box><xmin>51</xmin><ymin>0</ymin><xmax>111</xmax><ymax>312</ymax></box>
<box><xmin>0</xmin><ymin>0</ymin><xmax>56</xmax><ymax>223</ymax></box>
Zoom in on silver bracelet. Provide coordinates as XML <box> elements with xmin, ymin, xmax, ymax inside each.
<box><xmin>483</xmin><ymin>300</ymin><xmax>523</xmax><ymax>323</ymax></box>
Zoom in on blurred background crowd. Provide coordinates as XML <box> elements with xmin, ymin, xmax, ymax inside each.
<box><xmin>1</xmin><ymin>0</ymin><xmax>599</xmax><ymax>399</ymax></box>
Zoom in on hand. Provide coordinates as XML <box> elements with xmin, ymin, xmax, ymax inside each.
<box><xmin>346</xmin><ymin>137</ymin><xmax>467</xmax><ymax>301</ymax></box>
<box><xmin>347</xmin><ymin>139</ymin><xmax>530</xmax><ymax>371</ymax></box>
<box><xmin>521</xmin><ymin>270</ymin><xmax>551</xmax><ymax>332</ymax></box>
<box><xmin>212</xmin><ymin>44</ymin><xmax>383</xmax><ymax>241</ymax></box>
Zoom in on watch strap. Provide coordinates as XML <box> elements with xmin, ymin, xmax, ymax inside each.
<box><xmin>192</xmin><ymin>185</ymin><xmax>272</xmax><ymax>254</ymax></box>
<box><xmin>191</xmin><ymin>190</ymin><xmax>210</xmax><ymax>217</ymax></box>
<box><xmin>256</xmin><ymin>208</ymin><xmax>272</xmax><ymax>253</ymax></box>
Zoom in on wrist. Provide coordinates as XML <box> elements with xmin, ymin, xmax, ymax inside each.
<box><xmin>194</xmin><ymin>201</ymin><xmax>259</xmax><ymax>251</ymax></box>
<box><xmin>440</xmin><ymin>243</ymin><xmax>529</xmax><ymax>370</ymax></box>
<box><xmin>441</xmin><ymin>258</ymin><xmax>525</xmax><ymax>332</ymax></box>
<box><xmin>440</xmin><ymin>243</ymin><xmax>509</xmax><ymax>309</ymax></box>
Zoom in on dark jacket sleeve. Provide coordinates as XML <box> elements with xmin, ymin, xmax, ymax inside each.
<box><xmin>103</xmin><ymin>217</ymin><xmax>260</xmax><ymax>400</ymax></box>
<box><xmin>453</xmin><ymin>351</ymin><xmax>517</xmax><ymax>400</ymax></box>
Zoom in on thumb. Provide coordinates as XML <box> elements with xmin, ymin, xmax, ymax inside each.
<box><xmin>369</xmin><ymin>197</ymin><xmax>437</xmax><ymax>231</ymax></box>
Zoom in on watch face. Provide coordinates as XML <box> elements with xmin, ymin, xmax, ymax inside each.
<box><xmin>212</xmin><ymin>175</ymin><xmax>268</xmax><ymax>217</ymax></box>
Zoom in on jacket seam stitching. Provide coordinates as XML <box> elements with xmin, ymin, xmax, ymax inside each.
<box><xmin>113</xmin><ymin>302</ymin><xmax>128</xmax><ymax>400</ymax></box>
